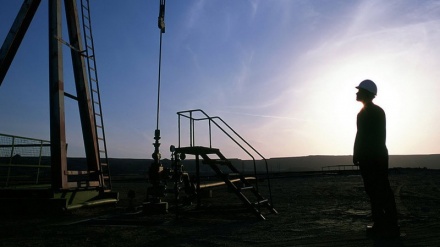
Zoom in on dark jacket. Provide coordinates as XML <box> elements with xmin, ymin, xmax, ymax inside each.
<box><xmin>353</xmin><ymin>102</ymin><xmax>388</xmax><ymax>164</ymax></box>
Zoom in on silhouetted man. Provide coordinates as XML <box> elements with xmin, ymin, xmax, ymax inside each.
<box><xmin>353</xmin><ymin>79</ymin><xmax>399</xmax><ymax>238</ymax></box>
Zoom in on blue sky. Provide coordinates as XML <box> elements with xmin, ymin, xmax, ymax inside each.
<box><xmin>1</xmin><ymin>0</ymin><xmax>439</xmax><ymax>159</ymax></box>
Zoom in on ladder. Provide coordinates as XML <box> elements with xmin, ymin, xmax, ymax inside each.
<box><xmin>175</xmin><ymin>146</ymin><xmax>278</xmax><ymax>220</ymax></box>
<box><xmin>80</xmin><ymin>0</ymin><xmax>111</xmax><ymax>190</ymax></box>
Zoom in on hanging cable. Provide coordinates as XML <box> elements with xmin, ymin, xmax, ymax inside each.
<box><xmin>156</xmin><ymin>0</ymin><xmax>165</xmax><ymax>130</ymax></box>
<box><xmin>145</xmin><ymin>0</ymin><xmax>167</xmax><ymax>208</ymax></box>
<box><xmin>151</xmin><ymin>0</ymin><xmax>166</xmax><ymax>164</ymax></box>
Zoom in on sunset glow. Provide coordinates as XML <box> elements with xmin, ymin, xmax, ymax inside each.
<box><xmin>0</xmin><ymin>1</ymin><xmax>439</xmax><ymax>159</ymax></box>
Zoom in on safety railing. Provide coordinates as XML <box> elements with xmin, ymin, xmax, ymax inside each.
<box><xmin>0</xmin><ymin>133</ymin><xmax>51</xmax><ymax>187</ymax></box>
<box><xmin>321</xmin><ymin>165</ymin><xmax>359</xmax><ymax>174</ymax></box>
<box><xmin>177</xmin><ymin>109</ymin><xmax>273</xmax><ymax>205</ymax></box>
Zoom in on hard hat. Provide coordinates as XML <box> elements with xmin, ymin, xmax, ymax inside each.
<box><xmin>356</xmin><ymin>79</ymin><xmax>377</xmax><ymax>95</ymax></box>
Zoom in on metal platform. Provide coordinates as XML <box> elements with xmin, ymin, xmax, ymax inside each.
<box><xmin>0</xmin><ymin>188</ymin><xmax>118</xmax><ymax>214</ymax></box>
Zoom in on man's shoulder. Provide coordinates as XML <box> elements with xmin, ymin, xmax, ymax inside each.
<box><xmin>360</xmin><ymin>102</ymin><xmax>384</xmax><ymax>114</ymax></box>
<box><xmin>368</xmin><ymin>103</ymin><xmax>385</xmax><ymax>115</ymax></box>
<box><xmin>371</xmin><ymin>103</ymin><xmax>384</xmax><ymax>111</ymax></box>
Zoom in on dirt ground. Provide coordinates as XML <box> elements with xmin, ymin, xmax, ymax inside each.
<box><xmin>1</xmin><ymin>169</ymin><xmax>439</xmax><ymax>247</ymax></box>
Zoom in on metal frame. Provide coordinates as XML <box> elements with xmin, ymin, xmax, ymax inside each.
<box><xmin>1</xmin><ymin>0</ymin><xmax>104</xmax><ymax>191</ymax></box>
<box><xmin>0</xmin><ymin>0</ymin><xmax>42</xmax><ymax>85</ymax></box>
<box><xmin>176</xmin><ymin>109</ymin><xmax>275</xmax><ymax>209</ymax></box>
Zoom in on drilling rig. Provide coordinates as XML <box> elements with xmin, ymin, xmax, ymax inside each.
<box><xmin>0</xmin><ymin>0</ymin><xmax>118</xmax><ymax>211</ymax></box>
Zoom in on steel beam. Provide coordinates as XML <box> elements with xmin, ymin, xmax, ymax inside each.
<box><xmin>0</xmin><ymin>0</ymin><xmax>41</xmax><ymax>86</ymax></box>
<box><xmin>49</xmin><ymin>0</ymin><xmax>68</xmax><ymax>190</ymax></box>
<box><xmin>64</xmin><ymin>0</ymin><xmax>100</xmax><ymax>175</ymax></box>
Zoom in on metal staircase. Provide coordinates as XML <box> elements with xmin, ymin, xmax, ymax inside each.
<box><xmin>175</xmin><ymin>110</ymin><xmax>278</xmax><ymax>220</ymax></box>
<box><xmin>80</xmin><ymin>0</ymin><xmax>111</xmax><ymax>189</ymax></box>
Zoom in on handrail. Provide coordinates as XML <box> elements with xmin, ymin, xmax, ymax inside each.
<box><xmin>177</xmin><ymin>109</ymin><xmax>258</xmax><ymax>159</ymax></box>
<box><xmin>176</xmin><ymin>109</ymin><xmax>273</xmax><ymax>206</ymax></box>
<box><xmin>0</xmin><ymin>133</ymin><xmax>51</xmax><ymax>187</ymax></box>
<box><xmin>322</xmin><ymin>165</ymin><xmax>359</xmax><ymax>172</ymax></box>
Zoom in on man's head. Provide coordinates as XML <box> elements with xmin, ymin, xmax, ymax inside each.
<box><xmin>356</xmin><ymin>79</ymin><xmax>376</xmax><ymax>103</ymax></box>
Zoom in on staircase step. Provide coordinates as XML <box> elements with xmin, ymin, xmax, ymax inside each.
<box><xmin>253</xmin><ymin>199</ymin><xmax>269</xmax><ymax>205</ymax></box>
<box><xmin>175</xmin><ymin>145</ymin><xmax>276</xmax><ymax>220</ymax></box>
<box><xmin>65</xmin><ymin>170</ymin><xmax>96</xmax><ymax>175</ymax></box>
<box><xmin>175</xmin><ymin>146</ymin><xmax>219</xmax><ymax>155</ymax></box>
<box><xmin>238</xmin><ymin>186</ymin><xmax>254</xmax><ymax>191</ymax></box>
<box><xmin>202</xmin><ymin>159</ymin><xmax>230</xmax><ymax>165</ymax></box>
<box><xmin>68</xmin><ymin>180</ymin><xmax>100</xmax><ymax>188</ymax></box>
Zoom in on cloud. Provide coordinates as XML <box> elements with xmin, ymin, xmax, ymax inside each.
<box><xmin>183</xmin><ymin>0</ymin><xmax>206</xmax><ymax>30</ymax></box>
<box><xmin>247</xmin><ymin>0</ymin><xmax>259</xmax><ymax>20</ymax></box>
<box><xmin>219</xmin><ymin>110</ymin><xmax>308</xmax><ymax>122</ymax></box>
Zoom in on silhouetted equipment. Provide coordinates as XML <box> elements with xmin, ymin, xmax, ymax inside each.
<box><xmin>0</xmin><ymin>134</ymin><xmax>51</xmax><ymax>187</ymax></box>
<box><xmin>1</xmin><ymin>1</ymin><xmax>277</xmax><ymax>219</ymax></box>
<box><xmin>321</xmin><ymin>165</ymin><xmax>360</xmax><ymax>176</ymax></box>
<box><xmin>0</xmin><ymin>0</ymin><xmax>41</xmax><ymax>86</ymax></box>
<box><xmin>172</xmin><ymin>109</ymin><xmax>278</xmax><ymax>220</ymax></box>
<box><xmin>144</xmin><ymin>3</ymin><xmax>278</xmax><ymax>218</ymax></box>
<box><xmin>144</xmin><ymin>0</ymin><xmax>168</xmax><ymax>214</ymax></box>
<box><xmin>80</xmin><ymin>0</ymin><xmax>112</xmax><ymax>190</ymax></box>
<box><xmin>158</xmin><ymin>0</ymin><xmax>166</xmax><ymax>33</ymax></box>
<box><xmin>0</xmin><ymin>0</ymin><xmax>117</xmax><ymax>211</ymax></box>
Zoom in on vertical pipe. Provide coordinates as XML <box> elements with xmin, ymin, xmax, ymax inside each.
<box><xmin>196</xmin><ymin>154</ymin><xmax>200</xmax><ymax>207</ymax></box>
<box><xmin>49</xmin><ymin>0</ymin><xmax>68</xmax><ymax>190</ymax></box>
<box><xmin>36</xmin><ymin>140</ymin><xmax>43</xmax><ymax>184</ymax></box>
<box><xmin>208</xmin><ymin>119</ymin><xmax>212</xmax><ymax>148</ymax></box>
<box><xmin>178</xmin><ymin>115</ymin><xmax>181</xmax><ymax>147</ymax></box>
<box><xmin>193</xmin><ymin>119</ymin><xmax>196</xmax><ymax>147</ymax></box>
<box><xmin>6</xmin><ymin>136</ymin><xmax>15</xmax><ymax>187</ymax></box>
<box><xmin>189</xmin><ymin>112</ymin><xmax>193</xmax><ymax>146</ymax></box>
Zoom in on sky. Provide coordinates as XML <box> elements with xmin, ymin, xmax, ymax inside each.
<box><xmin>0</xmin><ymin>0</ymin><xmax>439</xmax><ymax>160</ymax></box>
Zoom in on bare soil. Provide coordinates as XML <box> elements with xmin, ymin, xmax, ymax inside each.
<box><xmin>1</xmin><ymin>169</ymin><xmax>439</xmax><ymax>247</ymax></box>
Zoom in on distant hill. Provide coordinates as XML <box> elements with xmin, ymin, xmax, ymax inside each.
<box><xmin>66</xmin><ymin>154</ymin><xmax>440</xmax><ymax>177</ymax></box>
<box><xmin>389</xmin><ymin>154</ymin><xmax>440</xmax><ymax>169</ymax></box>
<box><xmin>267</xmin><ymin>154</ymin><xmax>440</xmax><ymax>172</ymax></box>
